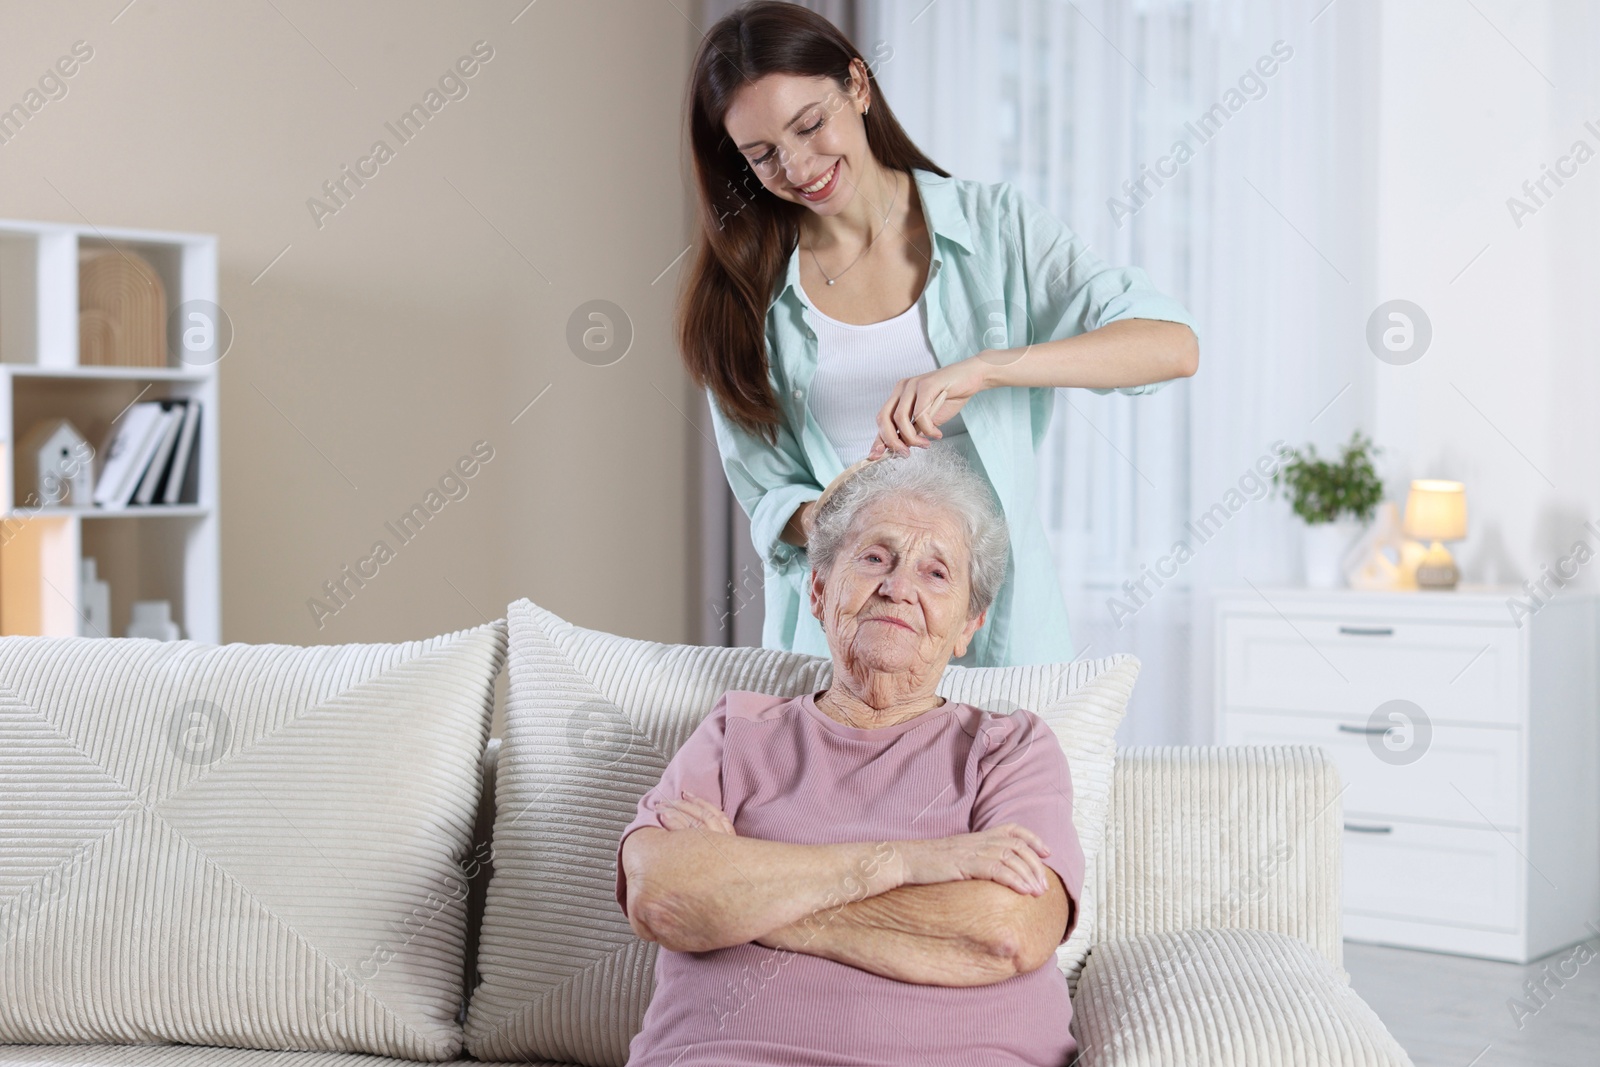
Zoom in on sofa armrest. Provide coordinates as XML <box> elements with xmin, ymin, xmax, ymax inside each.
<box><xmin>1071</xmin><ymin>928</ymin><xmax>1412</xmax><ymax>1066</ymax></box>
<box><xmin>1095</xmin><ymin>745</ymin><xmax>1344</xmax><ymax>972</ymax></box>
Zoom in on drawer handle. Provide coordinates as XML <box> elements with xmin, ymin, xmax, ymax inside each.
<box><xmin>1344</xmin><ymin>823</ymin><xmax>1394</xmax><ymax>834</ymax></box>
<box><xmin>1337</xmin><ymin>723</ymin><xmax>1390</xmax><ymax>735</ymax></box>
<box><xmin>1338</xmin><ymin>625</ymin><xmax>1394</xmax><ymax>636</ymax></box>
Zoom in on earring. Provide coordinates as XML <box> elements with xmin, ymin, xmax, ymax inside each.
<box><xmin>863</xmin><ymin>104</ymin><xmax>870</xmax><ymax>116</ymax></box>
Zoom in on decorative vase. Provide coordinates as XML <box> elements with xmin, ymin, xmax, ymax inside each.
<box><xmin>1302</xmin><ymin>519</ymin><xmax>1365</xmax><ymax>589</ymax></box>
<box><xmin>127</xmin><ymin>599</ymin><xmax>181</xmax><ymax>641</ymax></box>
<box><xmin>79</xmin><ymin>558</ymin><xmax>112</xmax><ymax>638</ymax></box>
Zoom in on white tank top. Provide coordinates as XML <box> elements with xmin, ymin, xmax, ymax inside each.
<box><xmin>806</xmin><ymin>298</ymin><xmax>971</xmax><ymax>465</ymax></box>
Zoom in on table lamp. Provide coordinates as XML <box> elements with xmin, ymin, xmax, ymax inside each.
<box><xmin>1403</xmin><ymin>479</ymin><xmax>1467</xmax><ymax>590</ymax></box>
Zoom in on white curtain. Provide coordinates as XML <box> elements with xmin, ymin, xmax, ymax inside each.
<box><xmin>859</xmin><ymin>0</ymin><xmax>1379</xmax><ymax>744</ymax></box>
<box><xmin>693</xmin><ymin>0</ymin><xmax>1379</xmax><ymax>745</ymax></box>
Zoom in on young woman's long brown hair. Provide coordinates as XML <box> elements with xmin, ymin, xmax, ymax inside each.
<box><xmin>677</xmin><ymin>1</ymin><xmax>947</xmax><ymax>444</ymax></box>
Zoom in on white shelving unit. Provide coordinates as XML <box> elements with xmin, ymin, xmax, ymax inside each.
<box><xmin>0</xmin><ymin>219</ymin><xmax>220</xmax><ymax>642</ymax></box>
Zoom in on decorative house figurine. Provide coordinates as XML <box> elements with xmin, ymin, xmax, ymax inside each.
<box><xmin>126</xmin><ymin>600</ymin><xmax>181</xmax><ymax>641</ymax></box>
<box><xmin>17</xmin><ymin>418</ymin><xmax>94</xmax><ymax>507</ymax></box>
<box><xmin>79</xmin><ymin>557</ymin><xmax>112</xmax><ymax>638</ymax></box>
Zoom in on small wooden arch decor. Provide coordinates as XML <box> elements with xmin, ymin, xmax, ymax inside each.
<box><xmin>78</xmin><ymin>249</ymin><xmax>167</xmax><ymax>367</ymax></box>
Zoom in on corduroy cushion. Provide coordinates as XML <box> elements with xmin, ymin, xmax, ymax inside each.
<box><xmin>0</xmin><ymin>1047</ymin><xmax>452</xmax><ymax>1066</ymax></box>
<box><xmin>1071</xmin><ymin>928</ymin><xmax>1414</xmax><ymax>1066</ymax></box>
<box><xmin>0</xmin><ymin>1048</ymin><xmax>583</xmax><ymax>1067</ymax></box>
<box><xmin>0</xmin><ymin>623</ymin><xmax>507</xmax><ymax>1061</ymax></box>
<box><xmin>463</xmin><ymin>598</ymin><xmax>1138</xmax><ymax>1065</ymax></box>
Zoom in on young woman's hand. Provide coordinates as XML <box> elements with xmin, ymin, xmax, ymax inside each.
<box><xmin>868</xmin><ymin>357</ymin><xmax>992</xmax><ymax>459</ymax></box>
<box><xmin>656</xmin><ymin>791</ymin><xmax>737</xmax><ymax>836</ymax></box>
<box><xmin>893</xmin><ymin>823</ymin><xmax>1052</xmax><ymax>896</ymax></box>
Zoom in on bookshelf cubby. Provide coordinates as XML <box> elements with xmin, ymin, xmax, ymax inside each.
<box><xmin>0</xmin><ymin>219</ymin><xmax>220</xmax><ymax>642</ymax></box>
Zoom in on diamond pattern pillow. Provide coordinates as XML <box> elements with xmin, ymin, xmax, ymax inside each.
<box><xmin>0</xmin><ymin>622</ymin><xmax>506</xmax><ymax>1060</ymax></box>
<box><xmin>463</xmin><ymin>599</ymin><xmax>1138</xmax><ymax>1065</ymax></box>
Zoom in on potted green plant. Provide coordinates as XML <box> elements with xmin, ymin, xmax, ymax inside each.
<box><xmin>1271</xmin><ymin>430</ymin><xmax>1385</xmax><ymax>587</ymax></box>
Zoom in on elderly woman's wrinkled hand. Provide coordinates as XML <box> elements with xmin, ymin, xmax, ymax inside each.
<box><xmin>657</xmin><ymin>791</ymin><xmax>737</xmax><ymax>836</ymax></box>
<box><xmin>898</xmin><ymin>822</ymin><xmax>1053</xmax><ymax>897</ymax></box>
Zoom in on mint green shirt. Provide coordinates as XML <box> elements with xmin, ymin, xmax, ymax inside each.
<box><xmin>706</xmin><ymin>167</ymin><xmax>1199</xmax><ymax>667</ymax></box>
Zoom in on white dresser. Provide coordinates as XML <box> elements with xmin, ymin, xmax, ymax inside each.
<box><xmin>1214</xmin><ymin>585</ymin><xmax>1599</xmax><ymax>962</ymax></box>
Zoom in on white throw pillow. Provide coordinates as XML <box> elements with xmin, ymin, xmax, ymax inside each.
<box><xmin>0</xmin><ymin>622</ymin><xmax>506</xmax><ymax>1061</ymax></box>
<box><xmin>464</xmin><ymin>599</ymin><xmax>1137</xmax><ymax>1066</ymax></box>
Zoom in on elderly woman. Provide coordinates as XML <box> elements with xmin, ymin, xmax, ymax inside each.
<box><xmin>614</xmin><ymin>446</ymin><xmax>1084</xmax><ymax>1066</ymax></box>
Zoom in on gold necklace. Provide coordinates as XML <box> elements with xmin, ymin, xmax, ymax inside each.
<box><xmin>805</xmin><ymin>170</ymin><xmax>900</xmax><ymax>286</ymax></box>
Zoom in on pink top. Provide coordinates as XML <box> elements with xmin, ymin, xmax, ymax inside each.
<box><xmin>614</xmin><ymin>689</ymin><xmax>1084</xmax><ymax>1066</ymax></box>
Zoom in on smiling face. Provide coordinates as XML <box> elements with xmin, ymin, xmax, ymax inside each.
<box><xmin>721</xmin><ymin>61</ymin><xmax>873</xmax><ymax>213</ymax></box>
<box><xmin>809</xmin><ymin>494</ymin><xmax>986</xmax><ymax>687</ymax></box>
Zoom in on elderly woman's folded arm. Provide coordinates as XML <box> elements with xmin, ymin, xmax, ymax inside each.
<box><xmin>755</xmin><ymin>870</ymin><xmax>1071</xmax><ymax>986</ymax></box>
<box><xmin>625</xmin><ymin>821</ymin><xmax>1071</xmax><ymax>985</ymax></box>
<box><xmin>622</xmin><ymin>824</ymin><xmax>902</xmax><ymax>954</ymax></box>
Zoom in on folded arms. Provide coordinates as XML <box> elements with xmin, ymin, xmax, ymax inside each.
<box><xmin>620</xmin><ymin>795</ymin><xmax>1070</xmax><ymax>987</ymax></box>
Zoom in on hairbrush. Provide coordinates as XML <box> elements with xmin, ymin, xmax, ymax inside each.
<box><xmin>813</xmin><ymin>387</ymin><xmax>949</xmax><ymax>514</ymax></box>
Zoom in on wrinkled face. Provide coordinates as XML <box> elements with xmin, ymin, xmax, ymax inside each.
<box><xmin>810</xmin><ymin>495</ymin><xmax>985</xmax><ymax>680</ymax></box>
<box><xmin>722</xmin><ymin>62</ymin><xmax>872</xmax><ymax>215</ymax></box>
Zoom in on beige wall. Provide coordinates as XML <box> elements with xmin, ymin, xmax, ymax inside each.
<box><xmin>0</xmin><ymin>1</ymin><xmax>704</xmax><ymax>653</ymax></box>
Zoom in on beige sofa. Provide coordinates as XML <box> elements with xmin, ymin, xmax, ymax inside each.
<box><xmin>0</xmin><ymin>601</ymin><xmax>1414</xmax><ymax>1067</ymax></box>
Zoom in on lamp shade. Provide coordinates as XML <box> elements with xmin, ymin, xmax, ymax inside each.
<box><xmin>1403</xmin><ymin>479</ymin><xmax>1467</xmax><ymax>541</ymax></box>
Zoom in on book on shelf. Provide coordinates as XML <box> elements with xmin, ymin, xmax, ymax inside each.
<box><xmin>132</xmin><ymin>404</ymin><xmax>185</xmax><ymax>505</ymax></box>
<box><xmin>92</xmin><ymin>402</ymin><xmax>166</xmax><ymax>507</ymax></box>
<box><xmin>162</xmin><ymin>400</ymin><xmax>201</xmax><ymax>505</ymax></box>
<box><xmin>94</xmin><ymin>399</ymin><xmax>201</xmax><ymax>509</ymax></box>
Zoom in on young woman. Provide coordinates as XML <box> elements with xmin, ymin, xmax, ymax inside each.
<box><xmin>678</xmin><ymin>1</ymin><xmax>1199</xmax><ymax>667</ymax></box>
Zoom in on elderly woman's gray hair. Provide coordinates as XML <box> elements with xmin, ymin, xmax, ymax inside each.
<box><xmin>808</xmin><ymin>447</ymin><xmax>1010</xmax><ymax>618</ymax></box>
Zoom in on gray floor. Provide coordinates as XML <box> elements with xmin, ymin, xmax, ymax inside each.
<box><xmin>1343</xmin><ymin>938</ymin><xmax>1600</xmax><ymax>1067</ymax></box>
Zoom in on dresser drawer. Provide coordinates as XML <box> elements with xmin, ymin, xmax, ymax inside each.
<box><xmin>1342</xmin><ymin>820</ymin><xmax>1522</xmax><ymax>933</ymax></box>
<box><xmin>1222</xmin><ymin>709</ymin><xmax>1522</xmax><ymax>828</ymax></box>
<box><xmin>1220</xmin><ymin>615</ymin><xmax>1522</xmax><ymax>725</ymax></box>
